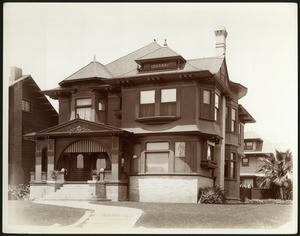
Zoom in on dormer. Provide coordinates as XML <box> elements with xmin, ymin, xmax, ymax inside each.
<box><xmin>135</xmin><ymin>41</ymin><xmax>186</xmax><ymax>73</ymax></box>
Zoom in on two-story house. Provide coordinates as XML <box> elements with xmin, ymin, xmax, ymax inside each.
<box><xmin>240</xmin><ymin>131</ymin><xmax>275</xmax><ymax>188</ymax></box>
<box><xmin>26</xmin><ymin>27</ymin><xmax>255</xmax><ymax>203</ymax></box>
<box><xmin>9</xmin><ymin>67</ymin><xmax>58</xmax><ymax>185</ymax></box>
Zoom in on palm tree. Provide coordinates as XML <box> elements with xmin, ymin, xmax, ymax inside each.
<box><xmin>256</xmin><ymin>149</ymin><xmax>293</xmax><ymax>200</ymax></box>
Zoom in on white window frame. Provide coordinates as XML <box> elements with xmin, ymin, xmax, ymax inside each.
<box><xmin>161</xmin><ymin>88</ymin><xmax>177</xmax><ymax>103</ymax></box>
<box><xmin>140</xmin><ymin>90</ymin><xmax>155</xmax><ymax>104</ymax></box>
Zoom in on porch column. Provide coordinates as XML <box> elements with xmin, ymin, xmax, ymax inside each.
<box><xmin>47</xmin><ymin>139</ymin><xmax>55</xmax><ymax>180</ymax></box>
<box><xmin>111</xmin><ymin>136</ymin><xmax>120</xmax><ymax>180</ymax></box>
<box><xmin>35</xmin><ymin>151</ymin><xmax>42</xmax><ymax>181</ymax></box>
<box><xmin>214</xmin><ymin>96</ymin><xmax>226</xmax><ymax>189</ymax></box>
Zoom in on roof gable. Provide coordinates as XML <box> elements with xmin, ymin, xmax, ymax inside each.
<box><xmin>32</xmin><ymin>118</ymin><xmax>125</xmax><ymax>135</ymax></box>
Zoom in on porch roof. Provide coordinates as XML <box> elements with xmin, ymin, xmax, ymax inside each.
<box><xmin>24</xmin><ymin>118</ymin><xmax>132</xmax><ymax>139</ymax></box>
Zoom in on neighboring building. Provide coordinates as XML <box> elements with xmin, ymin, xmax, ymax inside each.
<box><xmin>9</xmin><ymin>67</ymin><xmax>58</xmax><ymax>185</ymax></box>
<box><xmin>240</xmin><ymin>131</ymin><xmax>276</xmax><ymax>188</ymax></box>
<box><xmin>26</xmin><ymin>27</ymin><xmax>255</xmax><ymax>203</ymax></box>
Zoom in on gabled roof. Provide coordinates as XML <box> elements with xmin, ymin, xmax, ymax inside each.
<box><xmin>24</xmin><ymin>118</ymin><xmax>131</xmax><ymax>138</ymax></box>
<box><xmin>244</xmin><ymin>131</ymin><xmax>276</xmax><ymax>154</ymax></box>
<box><xmin>111</xmin><ymin>57</ymin><xmax>223</xmax><ymax>79</ymax></box>
<box><xmin>135</xmin><ymin>46</ymin><xmax>182</xmax><ymax>61</ymax></box>
<box><xmin>59</xmin><ymin>59</ymin><xmax>113</xmax><ymax>85</ymax></box>
<box><xmin>9</xmin><ymin>75</ymin><xmax>58</xmax><ymax>117</ymax></box>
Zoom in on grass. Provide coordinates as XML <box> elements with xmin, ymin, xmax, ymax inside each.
<box><xmin>92</xmin><ymin>201</ymin><xmax>293</xmax><ymax>229</ymax></box>
<box><xmin>6</xmin><ymin>200</ymin><xmax>293</xmax><ymax>229</ymax></box>
<box><xmin>7</xmin><ymin>200</ymin><xmax>87</xmax><ymax>226</ymax></box>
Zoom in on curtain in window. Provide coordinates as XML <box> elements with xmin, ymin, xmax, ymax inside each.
<box><xmin>76</xmin><ymin>107</ymin><xmax>92</xmax><ymax>121</ymax></box>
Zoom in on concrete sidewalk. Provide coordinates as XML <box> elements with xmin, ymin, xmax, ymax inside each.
<box><xmin>4</xmin><ymin>200</ymin><xmax>144</xmax><ymax>234</ymax></box>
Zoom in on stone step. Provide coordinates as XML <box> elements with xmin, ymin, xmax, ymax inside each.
<box><xmin>42</xmin><ymin>196</ymin><xmax>111</xmax><ymax>201</ymax></box>
<box><xmin>42</xmin><ymin>183</ymin><xmax>111</xmax><ymax>201</ymax></box>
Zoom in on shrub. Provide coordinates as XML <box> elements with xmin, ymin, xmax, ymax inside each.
<box><xmin>8</xmin><ymin>184</ymin><xmax>30</xmax><ymax>201</ymax></box>
<box><xmin>198</xmin><ymin>186</ymin><xmax>227</xmax><ymax>204</ymax></box>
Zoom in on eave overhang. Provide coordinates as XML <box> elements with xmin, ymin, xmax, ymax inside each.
<box><xmin>238</xmin><ymin>104</ymin><xmax>256</xmax><ymax>123</ymax></box>
<box><xmin>102</xmin><ymin>70</ymin><xmax>212</xmax><ymax>86</ymax></box>
<box><xmin>58</xmin><ymin>77</ymin><xmax>107</xmax><ymax>86</ymax></box>
<box><xmin>229</xmin><ymin>81</ymin><xmax>248</xmax><ymax>99</ymax></box>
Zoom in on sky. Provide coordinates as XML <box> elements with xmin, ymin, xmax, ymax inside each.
<box><xmin>3</xmin><ymin>3</ymin><xmax>298</xmax><ymax>155</ymax></box>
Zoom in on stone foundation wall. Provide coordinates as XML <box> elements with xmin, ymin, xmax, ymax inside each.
<box><xmin>106</xmin><ymin>183</ymin><xmax>128</xmax><ymax>201</ymax></box>
<box><xmin>129</xmin><ymin>175</ymin><xmax>214</xmax><ymax>203</ymax></box>
<box><xmin>29</xmin><ymin>182</ymin><xmax>62</xmax><ymax>200</ymax></box>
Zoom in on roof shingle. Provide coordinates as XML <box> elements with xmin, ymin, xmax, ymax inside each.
<box><xmin>60</xmin><ymin>60</ymin><xmax>113</xmax><ymax>85</ymax></box>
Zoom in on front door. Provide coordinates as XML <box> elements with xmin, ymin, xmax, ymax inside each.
<box><xmin>58</xmin><ymin>153</ymin><xmax>112</xmax><ymax>181</ymax></box>
<box><xmin>72</xmin><ymin>153</ymin><xmax>93</xmax><ymax>181</ymax></box>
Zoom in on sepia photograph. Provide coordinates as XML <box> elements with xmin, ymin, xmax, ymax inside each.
<box><xmin>2</xmin><ymin>2</ymin><xmax>297</xmax><ymax>234</ymax></box>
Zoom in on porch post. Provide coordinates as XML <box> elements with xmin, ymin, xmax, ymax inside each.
<box><xmin>47</xmin><ymin>139</ymin><xmax>55</xmax><ymax>180</ymax></box>
<box><xmin>111</xmin><ymin>136</ymin><xmax>120</xmax><ymax>180</ymax></box>
<box><xmin>214</xmin><ymin>96</ymin><xmax>226</xmax><ymax>189</ymax></box>
<box><xmin>35</xmin><ymin>151</ymin><xmax>42</xmax><ymax>181</ymax></box>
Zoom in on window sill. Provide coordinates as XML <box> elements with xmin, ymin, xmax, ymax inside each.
<box><xmin>135</xmin><ymin>116</ymin><xmax>180</xmax><ymax>125</ymax></box>
<box><xmin>200</xmin><ymin>160</ymin><xmax>217</xmax><ymax>169</ymax></box>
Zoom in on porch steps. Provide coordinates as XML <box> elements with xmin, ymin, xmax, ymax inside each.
<box><xmin>81</xmin><ymin>211</ymin><xmax>138</xmax><ymax>229</ymax></box>
<box><xmin>43</xmin><ymin>184</ymin><xmax>111</xmax><ymax>201</ymax></box>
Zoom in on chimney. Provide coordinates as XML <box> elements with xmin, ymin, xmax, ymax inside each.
<box><xmin>9</xmin><ymin>66</ymin><xmax>23</xmax><ymax>84</ymax></box>
<box><xmin>214</xmin><ymin>26</ymin><xmax>228</xmax><ymax>57</ymax></box>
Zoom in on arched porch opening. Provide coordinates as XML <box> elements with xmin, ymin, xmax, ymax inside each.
<box><xmin>57</xmin><ymin>139</ymin><xmax>111</xmax><ymax>181</ymax></box>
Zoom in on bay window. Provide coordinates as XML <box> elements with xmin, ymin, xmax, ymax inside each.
<box><xmin>140</xmin><ymin>90</ymin><xmax>155</xmax><ymax>117</ymax></box>
<box><xmin>161</xmin><ymin>88</ymin><xmax>177</xmax><ymax>116</ymax></box>
<box><xmin>76</xmin><ymin>98</ymin><xmax>92</xmax><ymax>121</ymax></box>
<box><xmin>201</xmin><ymin>89</ymin><xmax>212</xmax><ymax>119</ymax></box>
<box><xmin>225</xmin><ymin>151</ymin><xmax>237</xmax><ymax>179</ymax></box>
<box><xmin>231</xmin><ymin>108</ymin><xmax>237</xmax><ymax>132</ymax></box>
<box><xmin>225</xmin><ymin>106</ymin><xmax>230</xmax><ymax>131</ymax></box>
<box><xmin>139</xmin><ymin>88</ymin><xmax>178</xmax><ymax>118</ymax></box>
<box><xmin>214</xmin><ymin>93</ymin><xmax>220</xmax><ymax>122</ymax></box>
<box><xmin>145</xmin><ymin>142</ymin><xmax>169</xmax><ymax>173</ymax></box>
<box><xmin>207</xmin><ymin>143</ymin><xmax>215</xmax><ymax>161</ymax></box>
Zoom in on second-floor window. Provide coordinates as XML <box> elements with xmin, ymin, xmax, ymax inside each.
<box><xmin>214</xmin><ymin>93</ymin><xmax>220</xmax><ymax>122</ymax></box>
<box><xmin>242</xmin><ymin>157</ymin><xmax>249</xmax><ymax>167</ymax></box>
<box><xmin>161</xmin><ymin>88</ymin><xmax>176</xmax><ymax>116</ymax></box>
<box><xmin>139</xmin><ymin>88</ymin><xmax>177</xmax><ymax>118</ymax></box>
<box><xmin>140</xmin><ymin>90</ymin><xmax>155</xmax><ymax>117</ymax></box>
<box><xmin>244</xmin><ymin>141</ymin><xmax>255</xmax><ymax>150</ymax></box>
<box><xmin>76</xmin><ymin>98</ymin><xmax>92</xmax><ymax>121</ymax></box>
<box><xmin>231</xmin><ymin>108</ymin><xmax>237</xmax><ymax>132</ymax></box>
<box><xmin>22</xmin><ymin>100</ymin><xmax>31</xmax><ymax>113</ymax></box>
<box><xmin>201</xmin><ymin>89</ymin><xmax>212</xmax><ymax>119</ymax></box>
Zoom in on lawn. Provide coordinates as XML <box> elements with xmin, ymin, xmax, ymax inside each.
<box><xmin>7</xmin><ymin>200</ymin><xmax>87</xmax><ymax>226</ymax></box>
<box><xmin>6</xmin><ymin>200</ymin><xmax>293</xmax><ymax>229</ymax></box>
<box><xmin>92</xmin><ymin>201</ymin><xmax>293</xmax><ymax>229</ymax></box>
